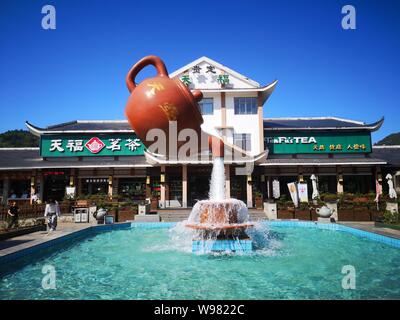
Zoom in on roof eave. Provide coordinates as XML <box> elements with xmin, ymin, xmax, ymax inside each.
<box><xmin>25</xmin><ymin>121</ymin><xmax>44</xmax><ymax>137</ymax></box>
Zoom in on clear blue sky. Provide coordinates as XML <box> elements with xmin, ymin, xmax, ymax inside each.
<box><xmin>0</xmin><ymin>0</ymin><xmax>399</xmax><ymax>143</ymax></box>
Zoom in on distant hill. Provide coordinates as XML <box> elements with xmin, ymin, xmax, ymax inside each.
<box><xmin>0</xmin><ymin>130</ymin><xmax>39</xmax><ymax>147</ymax></box>
<box><xmin>375</xmin><ymin>132</ymin><xmax>400</xmax><ymax>146</ymax></box>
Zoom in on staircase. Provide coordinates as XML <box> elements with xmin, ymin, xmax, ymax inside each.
<box><xmin>159</xmin><ymin>209</ymin><xmax>191</xmax><ymax>222</ymax></box>
<box><xmin>158</xmin><ymin>208</ymin><xmax>266</xmax><ymax>222</ymax></box>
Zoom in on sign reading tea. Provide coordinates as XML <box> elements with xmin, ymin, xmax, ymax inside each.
<box><xmin>41</xmin><ymin>134</ymin><xmax>145</xmax><ymax>157</ymax></box>
<box><xmin>264</xmin><ymin>132</ymin><xmax>371</xmax><ymax>154</ymax></box>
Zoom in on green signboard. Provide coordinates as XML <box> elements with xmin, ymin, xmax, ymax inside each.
<box><xmin>41</xmin><ymin>134</ymin><xmax>145</xmax><ymax>157</ymax></box>
<box><xmin>264</xmin><ymin>131</ymin><xmax>372</xmax><ymax>154</ymax></box>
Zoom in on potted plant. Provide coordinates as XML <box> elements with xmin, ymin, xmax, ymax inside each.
<box><xmin>321</xmin><ymin>193</ymin><xmax>338</xmax><ymax>203</ymax></box>
<box><xmin>254</xmin><ymin>191</ymin><xmax>263</xmax><ymax>209</ymax></box>
<box><xmin>375</xmin><ymin>210</ymin><xmax>400</xmax><ymax>230</ymax></box>
<box><xmin>277</xmin><ymin>198</ymin><xmax>295</xmax><ymax>219</ymax></box>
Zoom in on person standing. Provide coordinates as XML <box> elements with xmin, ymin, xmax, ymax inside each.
<box><xmin>44</xmin><ymin>199</ymin><xmax>61</xmax><ymax>231</ymax></box>
<box><xmin>7</xmin><ymin>201</ymin><xmax>19</xmax><ymax>229</ymax></box>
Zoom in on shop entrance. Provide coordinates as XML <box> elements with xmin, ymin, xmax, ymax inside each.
<box><xmin>118</xmin><ymin>178</ymin><xmax>146</xmax><ymax>201</ymax></box>
<box><xmin>231</xmin><ymin>175</ymin><xmax>247</xmax><ymax>203</ymax></box>
<box><xmin>188</xmin><ymin>166</ymin><xmax>211</xmax><ymax>206</ymax></box>
<box><xmin>43</xmin><ymin>171</ymin><xmax>69</xmax><ymax>201</ymax></box>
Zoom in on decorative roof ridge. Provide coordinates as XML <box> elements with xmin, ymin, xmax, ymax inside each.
<box><xmin>0</xmin><ymin>147</ymin><xmax>39</xmax><ymax>150</ymax></box>
<box><xmin>263</xmin><ymin>116</ymin><xmax>364</xmax><ymax>125</ymax></box>
<box><xmin>373</xmin><ymin>145</ymin><xmax>400</xmax><ymax>148</ymax></box>
<box><xmin>169</xmin><ymin>56</ymin><xmax>261</xmax><ymax>88</ymax></box>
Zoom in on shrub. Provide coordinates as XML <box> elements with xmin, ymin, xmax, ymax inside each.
<box><xmin>383</xmin><ymin>210</ymin><xmax>400</xmax><ymax>224</ymax></box>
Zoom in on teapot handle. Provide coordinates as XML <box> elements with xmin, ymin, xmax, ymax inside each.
<box><xmin>316</xmin><ymin>208</ymin><xmax>320</xmax><ymax>213</ymax></box>
<box><xmin>126</xmin><ymin>55</ymin><xmax>168</xmax><ymax>93</ymax></box>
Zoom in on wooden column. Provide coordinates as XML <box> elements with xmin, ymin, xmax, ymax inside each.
<box><xmin>336</xmin><ymin>166</ymin><xmax>344</xmax><ymax>194</ymax></box>
<box><xmin>182</xmin><ymin>165</ymin><xmax>187</xmax><ymax>208</ymax></box>
<box><xmin>246</xmin><ymin>175</ymin><xmax>253</xmax><ymax>208</ymax></box>
<box><xmin>160</xmin><ymin>165</ymin><xmax>166</xmax><ymax>208</ymax></box>
<box><xmin>2</xmin><ymin>176</ymin><xmax>9</xmax><ymax>205</ymax></box>
<box><xmin>225</xmin><ymin>164</ymin><xmax>231</xmax><ymax>199</ymax></box>
<box><xmin>267</xmin><ymin>176</ymin><xmax>272</xmax><ymax>199</ymax></box>
<box><xmin>37</xmin><ymin>173</ymin><xmax>44</xmax><ymax>202</ymax></box>
<box><xmin>30</xmin><ymin>172</ymin><xmax>36</xmax><ymax>205</ymax></box>
<box><xmin>145</xmin><ymin>175</ymin><xmax>151</xmax><ymax>199</ymax></box>
<box><xmin>375</xmin><ymin>166</ymin><xmax>383</xmax><ymax>195</ymax></box>
<box><xmin>108</xmin><ymin>174</ymin><xmax>113</xmax><ymax>200</ymax></box>
<box><xmin>112</xmin><ymin>177</ymin><xmax>119</xmax><ymax>202</ymax></box>
<box><xmin>77</xmin><ymin>177</ymin><xmax>83</xmax><ymax>198</ymax></box>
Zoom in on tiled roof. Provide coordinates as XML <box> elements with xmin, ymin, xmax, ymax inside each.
<box><xmin>0</xmin><ymin>148</ymin><xmax>149</xmax><ymax>170</ymax></box>
<box><xmin>263</xmin><ymin>117</ymin><xmax>384</xmax><ymax>131</ymax></box>
<box><xmin>26</xmin><ymin>120</ymin><xmax>133</xmax><ymax>136</ymax></box>
<box><xmin>371</xmin><ymin>146</ymin><xmax>400</xmax><ymax>166</ymax></box>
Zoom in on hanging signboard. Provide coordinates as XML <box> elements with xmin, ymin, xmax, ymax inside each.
<box><xmin>297</xmin><ymin>183</ymin><xmax>308</xmax><ymax>203</ymax></box>
<box><xmin>287</xmin><ymin>182</ymin><xmax>299</xmax><ymax>207</ymax></box>
<box><xmin>265</xmin><ymin>131</ymin><xmax>371</xmax><ymax>154</ymax></box>
<box><xmin>65</xmin><ymin>186</ymin><xmax>76</xmax><ymax>199</ymax></box>
<box><xmin>40</xmin><ymin>134</ymin><xmax>145</xmax><ymax>157</ymax></box>
<box><xmin>272</xmin><ymin>179</ymin><xmax>280</xmax><ymax>199</ymax></box>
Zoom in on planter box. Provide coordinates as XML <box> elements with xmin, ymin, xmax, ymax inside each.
<box><xmin>310</xmin><ymin>208</ymin><xmax>319</xmax><ymax>221</ymax></box>
<box><xmin>370</xmin><ymin>210</ymin><xmax>385</xmax><ymax>221</ymax></box>
<box><xmin>117</xmin><ymin>210</ymin><xmax>135</xmax><ymax>222</ymax></box>
<box><xmin>278</xmin><ymin>209</ymin><xmax>295</xmax><ymax>219</ymax></box>
<box><xmin>295</xmin><ymin>209</ymin><xmax>311</xmax><ymax>220</ymax></box>
<box><xmin>338</xmin><ymin>209</ymin><xmax>354</xmax><ymax>221</ymax></box>
<box><xmin>0</xmin><ymin>224</ymin><xmax>47</xmax><ymax>241</ymax></box>
<box><xmin>353</xmin><ymin>210</ymin><xmax>371</xmax><ymax>221</ymax></box>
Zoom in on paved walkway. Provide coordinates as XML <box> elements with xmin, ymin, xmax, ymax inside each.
<box><xmin>0</xmin><ymin>222</ymin><xmax>95</xmax><ymax>258</ymax></box>
<box><xmin>339</xmin><ymin>221</ymin><xmax>400</xmax><ymax>240</ymax></box>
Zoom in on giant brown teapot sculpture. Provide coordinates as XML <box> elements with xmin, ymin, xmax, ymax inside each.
<box><xmin>125</xmin><ymin>55</ymin><xmax>205</xmax><ymax>151</ymax></box>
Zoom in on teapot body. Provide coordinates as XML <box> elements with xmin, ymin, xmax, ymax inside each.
<box><xmin>316</xmin><ymin>206</ymin><xmax>333</xmax><ymax>218</ymax></box>
<box><xmin>125</xmin><ymin>56</ymin><xmax>203</xmax><ymax>150</ymax></box>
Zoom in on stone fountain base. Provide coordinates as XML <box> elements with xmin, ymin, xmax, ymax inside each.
<box><xmin>186</xmin><ymin>198</ymin><xmax>254</xmax><ymax>253</ymax></box>
<box><xmin>192</xmin><ymin>239</ymin><xmax>253</xmax><ymax>253</ymax></box>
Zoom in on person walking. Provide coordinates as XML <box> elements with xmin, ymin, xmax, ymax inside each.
<box><xmin>7</xmin><ymin>201</ymin><xmax>20</xmax><ymax>229</ymax></box>
<box><xmin>44</xmin><ymin>199</ymin><xmax>61</xmax><ymax>231</ymax></box>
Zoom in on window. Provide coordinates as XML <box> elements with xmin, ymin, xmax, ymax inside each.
<box><xmin>234</xmin><ymin>97</ymin><xmax>257</xmax><ymax>114</ymax></box>
<box><xmin>198</xmin><ymin>98</ymin><xmax>213</xmax><ymax>115</ymax></box>
<box><xmin>234</xmin><ymin>133</ymin><xmax>251</xmax><ymax>151</ymax></box>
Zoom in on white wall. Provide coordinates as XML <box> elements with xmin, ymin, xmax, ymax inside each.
<box><xmin>225</xmin><ymin>92</ymin><xmax>261</xmax><ymax>156</ymax></box>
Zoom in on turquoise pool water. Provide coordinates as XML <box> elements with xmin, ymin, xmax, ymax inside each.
<box><xmin>1</xmin><ymin>223</ymin><xmax>400</xmax><ymax>299</ymax></box>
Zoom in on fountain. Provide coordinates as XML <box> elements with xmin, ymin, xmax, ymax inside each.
<box><xmin>185</xmin><ymin>137</ymin><xmax>254</xmax><ymax>253</ymax></box>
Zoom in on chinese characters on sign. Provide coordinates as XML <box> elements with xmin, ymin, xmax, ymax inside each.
<box><xmin>180</xmin><ymin>74</ymin><xmax>191</xmax><ymax>86</ymax></box>
<box><xmin>312</xmin><ymin>143</ymin><xmax>367</xmax><ymax>152</ymax></box>
<box><xmin>217</xmin><ymin>74</ymin><xmax>230</xmax><ymax>85</ymax></box>
<box><xmin>265</xmin><ymin>133</ymin><xmax>371</xmax><ymax>154</ymax></box>
<box><xmin>41</xmin><ymin>135</ymin><xmax>144</xmax><ymax>157</ymax></box>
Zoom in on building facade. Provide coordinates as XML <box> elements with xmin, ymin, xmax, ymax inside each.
<box><xmin>0</xmin><ymin>57</ymin><xmax>399</xmax><ymax>208</ymax></box>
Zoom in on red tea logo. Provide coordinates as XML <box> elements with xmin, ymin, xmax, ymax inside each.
<box><xmin>85</xmin><ymin>137</ymin><xmax>105</xmax><ymax>154</ymax></box>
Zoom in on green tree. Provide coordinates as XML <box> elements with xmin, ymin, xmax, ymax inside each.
<box><xmin>0</xmin><ymin>130</ymin><xmax>39</xmax><ymax>147</ymax></box>
<box><xmin>375</xmin><ymin>132</ymin><xmax>400</xmax><ymax>146</ymax></box>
